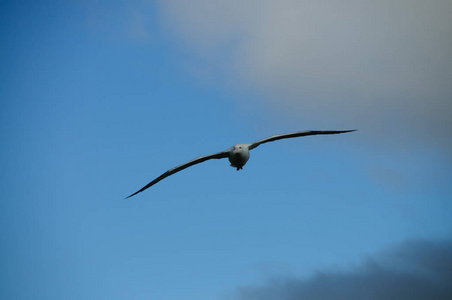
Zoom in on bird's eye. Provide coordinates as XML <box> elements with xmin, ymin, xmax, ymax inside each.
<box><xmin>239</xmin><ymin>147</ymin><xmax>242</xmax><ymax>149</ymax></box>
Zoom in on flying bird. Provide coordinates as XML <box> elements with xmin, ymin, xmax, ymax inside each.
<box><xmin>126</xmin><ymin>130</ymin><xmax>356</xmax><ymax>198</ymax></box>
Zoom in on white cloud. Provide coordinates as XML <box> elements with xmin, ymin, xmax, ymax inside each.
<box><xmin>158</xmin><ymin>0</ymin><xmax>452</xmax><ymax>150</ymax></box>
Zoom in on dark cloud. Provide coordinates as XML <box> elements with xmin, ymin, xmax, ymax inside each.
<box><xmin>234</xmin><ymin>238</ymin><xmax>452</xmax><ymax>300</ymax></box>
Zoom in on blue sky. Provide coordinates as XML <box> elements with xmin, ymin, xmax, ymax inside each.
<box><xmin>1</xmin><ymin>1</ymin><xmax>451</xmax><ymax>299</ymax></box>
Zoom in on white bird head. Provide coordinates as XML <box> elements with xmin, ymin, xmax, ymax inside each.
<box><xmin>231</xmin><ymin>144</ymin><xmax>250</xmax><ymax>154</ymax></box>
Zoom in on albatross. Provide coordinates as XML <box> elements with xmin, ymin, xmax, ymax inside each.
<box><xmin>126</xmin><ymin>130</ymin><xmax>356</xmax><ymax>198</ymax></box>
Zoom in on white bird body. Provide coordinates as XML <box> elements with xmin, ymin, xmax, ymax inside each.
<box><xmin>126</xmin><ymin>130</ymin><xmax>356</xmax><ymax>198</ymax></box>
<box><xmin>228</xmin><ymin>144</ymin><xmax>251</xmax><ymax>170</ymax></box>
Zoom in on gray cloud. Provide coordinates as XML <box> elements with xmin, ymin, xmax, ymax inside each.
<box><xmin>159</xmin><ymin>0</ymin><xmax>452</xmax><ymax>150</ymax></box>
<box><xmin>234</xmin><ymin>238</ymin><xmax>452</xmax><ymax>300</ymax></box>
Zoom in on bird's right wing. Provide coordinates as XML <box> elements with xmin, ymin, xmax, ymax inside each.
<box><xmin>126</xmin><ymin>150</ymin><xmax>229</xmax><ymax>199</ymax></box>
<box><xmin>249</xmin><ymin>130</ymin><xmax>356</xmax><ymax>150</ymax></box>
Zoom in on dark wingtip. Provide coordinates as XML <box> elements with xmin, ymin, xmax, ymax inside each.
<box><xmin>124</xmin><ymin>191</ymin><xmax>139</xmax><ymax>199</ymax></box>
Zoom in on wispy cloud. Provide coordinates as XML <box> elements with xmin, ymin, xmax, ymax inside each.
<box><xmin>233</xmin><ymin>238</ymin><xmax>452</xmax><ymax>300</ymax></box>
<box><xmin>82</xmin><ymin>0</ymin><xmax>155</xmax><ymax>43</ymax></box>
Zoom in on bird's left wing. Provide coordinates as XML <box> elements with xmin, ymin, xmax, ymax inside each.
<box><xmin>126</xmin><ymin>150</ymin><xmax>229</xmax><ymax>198</ymax></box>
<box><xmin>249</xmin><ymin>130</ymin><xmax>356</xmax><ymax>150</ymax></box>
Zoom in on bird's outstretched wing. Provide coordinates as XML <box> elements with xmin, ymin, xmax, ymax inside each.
<box><xmin>126</xmin><ymin>150</ymin><xmax>229</xmax><ymax>198</ymax></box>
<box><xmin>249</xmin><ymin>130</ymin><xmax>356</xmax><ymax>150</ymax></box>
